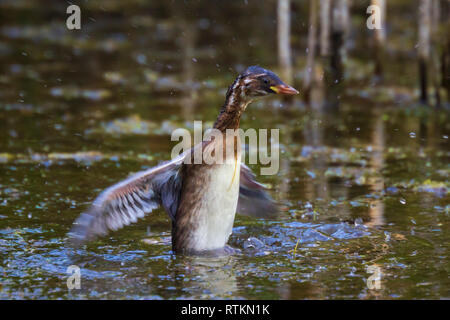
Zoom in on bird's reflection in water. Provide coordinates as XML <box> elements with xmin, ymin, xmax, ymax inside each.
<box><xmin>173</xmin><ymin>254</ymin><xmax>238</xmax><ymax>298</ymax></box>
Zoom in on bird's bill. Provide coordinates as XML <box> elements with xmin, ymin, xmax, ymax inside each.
<box><xmin>270</xmin><ymin>84</ymin><xmax>299</xmax><ymax>95</ymax></box>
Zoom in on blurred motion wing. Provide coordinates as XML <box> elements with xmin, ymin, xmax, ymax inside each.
<box><xmin>68</xmin><ymin>156</ymin><xmax>184</xmax><ymax>245</ymax></box>
<box><xmin>238</xmin><ymin>164</ymin><xmax>279</xmax><ymax>218</ymax></box>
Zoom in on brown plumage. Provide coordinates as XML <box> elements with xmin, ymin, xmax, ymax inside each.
<box><xmin>69</xmin><ymin>66</ymin><xmax>298</xmax><ymax>255</ymax></box>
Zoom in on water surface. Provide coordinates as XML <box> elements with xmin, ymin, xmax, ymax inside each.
<box><xmin>0</xmin><ymin>0</ymin><xmax>449</xmax><ymax>299</ymax></box>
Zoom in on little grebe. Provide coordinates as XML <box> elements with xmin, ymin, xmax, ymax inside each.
<box><xmin>69</xmin><ymin>66</ymin><xmax>298</xmax><ymax>255</ymax></box>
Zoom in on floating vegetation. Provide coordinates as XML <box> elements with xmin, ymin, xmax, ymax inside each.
<box><xmin>0</xmin><ymin>151</ymin><xmax>156</xmax><ymax>165</ymax></box>
<box><xmin>50</xmin><ymin>87</ymin><xmax>111</xmax><ymax>101</ymax></box>
<box><xmin>413</xmin><ymin>179</ymin><xmax>449</xmax><ymax>197</ymax></box>
<box><xmin>291</xmin><ymin>146</ymin><xmax>369</xmax><ymax>164</ymax></box>
<box><xmin>0</xmin><ymin>153</ymin><xmax>14</xmax><ymax>163</ymax></box>
<box><xmin>85</xmin><ymin>114</ymin><xmax>158</xmax><ymax>136</ymax></box>
<box><xmin>85</xmin><ymin>114</ymin><xmax>199</xmax><ymax>136</ymax></box>
<box><xmin>103</xmin><ymin>71</ymin><xmax>126</xmax><ymax>85</ymax></box>
<box><xmin>47</xmin><ymin>152</ymin><xmax>104</xmax><ymax>162</ymax></box>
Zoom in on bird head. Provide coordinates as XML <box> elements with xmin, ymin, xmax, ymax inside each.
<box><xmin>239</xmin><ymin>65</ymin><xmax>299</xmax><ymax>98</ymax></box>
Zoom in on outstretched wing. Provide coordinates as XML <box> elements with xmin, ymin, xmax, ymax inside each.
<box><xmin>237</xmin><ymin>164</ymin><xmax>279</xmax><ymax>218</ymax></box>
<box><xmin>68</xmin><ymin>156</ymin><xmax>184</xmax><ymax>245</ymax></box>
<box><xmin>69</xmin><ymin>153</ymin><xmax>277</xmax><ymax>245</ymax></box>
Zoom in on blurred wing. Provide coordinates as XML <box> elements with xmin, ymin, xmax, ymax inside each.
<box><xmin>237</xmin><ymin>164</ymin><xmax>279</xmax><ymax>218</ymax></box>
<box><xmin>69</xmin><ymin>156</ymin><xmax>184</xmax><ymax>245</ymax></box>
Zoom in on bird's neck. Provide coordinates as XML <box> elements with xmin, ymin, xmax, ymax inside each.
<box><xmin>213</xmin><ymin>78</ymin><xmax>250</xmax><ymax>132</ymax></box>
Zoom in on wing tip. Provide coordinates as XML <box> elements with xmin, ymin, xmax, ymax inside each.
<box><xmin>67</xmin><ymin>208</ymin><xmax>100</xmax><ymax>247</ymax></box>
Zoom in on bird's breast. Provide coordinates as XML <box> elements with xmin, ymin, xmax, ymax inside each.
<box><xmin>173</xmin><ymin>149</ymin><xmax>241</xmax><ymax>253</ymax></box>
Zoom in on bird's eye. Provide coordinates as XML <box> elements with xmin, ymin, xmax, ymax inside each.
<box><xmin>263</xmin><ymin>78</ymin><xmax>269</xmax><ymax>85</ymax></box>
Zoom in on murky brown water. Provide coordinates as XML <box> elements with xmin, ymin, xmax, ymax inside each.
<box><xmin>0</xmin><ymin>0</ymin><xmax>449</xmax><ymax>299</ymax></box>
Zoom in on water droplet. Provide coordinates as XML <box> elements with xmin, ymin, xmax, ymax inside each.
<box><xmin>136</xmin><ymin>54</ymin><xmax>146</xmax><ymax>65</ymax></box>
<box><xmin>384</xmin><ymin>231</ymin><xmax>391</xmax><ymax>242</ymax></box>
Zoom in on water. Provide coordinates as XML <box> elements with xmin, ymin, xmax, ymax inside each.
<box><xmin>0</xmin><ymin>0</ymin><xmax>449</xmax><ymax>299</ymax></box>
